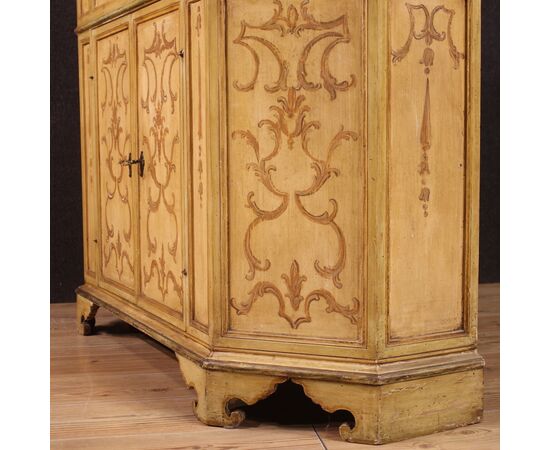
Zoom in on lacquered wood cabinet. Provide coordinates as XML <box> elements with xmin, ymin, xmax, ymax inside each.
<box><xmin>76</xmin><ymin>0</ymin><xmax>482</xmax><ymax>444</ymax></box>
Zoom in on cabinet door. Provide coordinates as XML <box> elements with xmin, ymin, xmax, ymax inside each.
<box><xmin>135</xmin><ymin>4</ymin><xmax>187</xmax><ymax>328</ymax></box>
<box><xmin>96</xmin><ymin>24</ymin><xmax>137</xmax><ymax>301</ymax></box>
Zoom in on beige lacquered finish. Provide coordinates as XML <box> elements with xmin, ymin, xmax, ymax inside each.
<box><xmin>76</xmin><ymin>0</ymin><xmax>482</xmax><ymax>444</ymax></box>
<box><xmin>96</xmin><ymin>24</ymin><xmax>138</xmax><ymax>300</ymax></box>
<box><xmin>388</xmin><ymin>0</ymin><xmax>468</xmax><ymax>341</ymax></box>
<box><xmin>135</xmin><ymin>4</ymin><xmax>187</xmax><ymax>328</ymax></box>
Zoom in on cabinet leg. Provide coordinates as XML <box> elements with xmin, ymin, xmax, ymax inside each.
<box><xmin>175</xmin><ymin>353</ymin><xmax>286</xmax><ymax>428</ymax></box>
<box><xmin>76</xmin><ymin>294</ymin><xmax>99</xmax><ymax>336</ymax></box>
<box><xmin>294</xmin><ymin>369</ymin><xmax>483</xmax><ymax>444</ymax></box>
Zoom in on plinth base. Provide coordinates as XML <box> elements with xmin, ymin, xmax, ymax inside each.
<box><xmin>176</xmin><ymin>352</ymin><xmax>483</xmax><ymax>445</ymax></box>
<box><xmin>76</xmin><ymin>288</ymin><xmax>483</xmax><ymax>445</ymax></box>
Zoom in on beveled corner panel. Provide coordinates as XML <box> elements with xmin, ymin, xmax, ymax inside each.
<box><xmin>79</xmin><ymin>35</ymin><xmax>99</xmax><ymax>282</ymax></box>
<box><xmin>187</xmin><ymin>0</ymin><xmax>209</xmax><ymax>334</ymax></box>
<box><xmin>135</xmin><ymin>2</ymin><xmax>187</xmax><ymax>329</ymax></box>
<box><xmin>387</xmin><ymin>0</ymin><xmax>468</xmax><ymax>343</ymax></box>
<box><xmin>95</xmin><ymin>23</ymin><xmax>138</xmax><ymax>302</ymax></box>
<box><xmin>224</xmin><ymin>0</ymin><xmax>367</xmax><ymax>348</ymax></box>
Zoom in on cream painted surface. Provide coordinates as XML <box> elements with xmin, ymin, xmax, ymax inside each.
<box><xmin>388</xmin><ymin>0</ymin><xmax>467</xmax><ymax>340</ymax></box>
<box><xmin>96</xmin><ymin>27</ymin><xmax>137</xmax><ymax>299</ymax></box>
<box><xmin>226</xmin><ymin>0</ymin><xmax>366</xmax><ymax>342</ymax></box>
<box><xmin>136</xmin><ymin>6</ymin><xmax>186</xmax><ymax>327</ymax></box>
<box><xmin>188</xmin><ymin>0</ymin><xmax>209</xmax><ymax>330</ymax></box>
<box><xmin>80</xmin><ymin>41</ymin><xmax>99</xmax><ymax>280</ymax></box>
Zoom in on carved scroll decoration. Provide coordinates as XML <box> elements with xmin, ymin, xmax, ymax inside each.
<box><xmin>391</xmin><ymin>3</ymin><xmax>465</xmax><ymax>217</ymax></box>
<box><xmin>100</xmin><ymin>41</ymin><xmax>134</xmax><ymax>280</ymax></box>
<box><xmin>233</xmin><ymin>0</ymin><xmax>355</xmax><ymax>100</ymax></box>
<box><xmin>140</xmin><ymin>21</ymin><xmax>183</xmax><ymax>302</ymax></box>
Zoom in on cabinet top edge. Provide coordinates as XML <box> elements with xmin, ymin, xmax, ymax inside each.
<box><xmin>76</xmin><ymin>0</ymin><xmax>159</xmax><ymax>34</ymax></box>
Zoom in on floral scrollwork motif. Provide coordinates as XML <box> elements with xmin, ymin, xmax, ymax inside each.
<box><xmin>101</xmin><ymin>40</ymin><xmax>134</xmax><ymax>280</ymax></box>
<box><xmin>391</xmin><ymin>3</ymin><xmax>465</xmax><ymax>217</ymax></box>
<box><xmin>231</xmin><ymin>1</ymin><xmax>360</xmax><ymax>328</ymax></box>
<box><xmin>233</xmin><ymin>87</ymin><xmax>355</xmax><ymax>287</ymax></box>
<box><xmin>140</xmin><ymin>21</ymin><xmax>183</xmax><ymax>302</ymax></box>
<box><xmin>232</xmin><ymin>86</ymin><xmax>358</xmax><ymax>326</ymax></box>
<box><xmin>233</xmin><ymin>0</ymin><xmax>355</xmax><ymax>100</ymax></box>
<box><xmin>231</xmin><ymin>260</ymin><xmax>360</xmax><ymax>329</ymax></box>
<box><xmin>295</xmin><ymin>126</ymin><xmax>358</xmax><ymax>289</ymax></box>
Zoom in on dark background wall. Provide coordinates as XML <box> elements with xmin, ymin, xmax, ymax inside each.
<box><xmin>479</xmin><ymin>0</ymin><xmax>500</xmax><ymax>284</ymax></box>
<box><xmin>51</xmin><ymin>0</ymin><xmax>83</xmax><ymax>302</ymax></box>
<box><xmin>50</xmin><ymin>1</ymin><xmax>500</xmax><ymax>302</ymax></box>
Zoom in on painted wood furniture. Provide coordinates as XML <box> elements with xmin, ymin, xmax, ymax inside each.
<box><xmin>75</xmin><ymin>0</ymin><xmax>482</xmax><ymax>444</ymax></box>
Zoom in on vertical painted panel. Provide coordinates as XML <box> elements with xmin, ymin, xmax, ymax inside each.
<box><xmin>97</xmin><ymin>28</ymin><xmax>136</xmax><ymax>297</ymax></box>
<box><xmin>226</xmin><ymin>0</ymin><xmax>365</xmax><ymax>343</ymax></box>
<box><xmin>136</xmin><ymin>9</ymin><xmax>186</xmax><ymax>324</ymax></box>
<box><xmin>388</xmin><ymin>0</ymin><xmax>467</xmax><ymax>340</ymax></box>
<box><xmin>188</xmin><ymin>0</ymin><xmax>209</xmax><ymax>331</ymax></box>
<box><xmin>81</xmin><ymin>42</ymin><xmax>98</xmax><ymax>280</ymax></box>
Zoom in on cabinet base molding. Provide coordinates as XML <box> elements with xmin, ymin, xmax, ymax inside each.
<box><xmin>176</xmin><ymin>350</ymin><xmax>483</xmax><ymax>445</ymax></box>
<box><xmin>78</xmin><ymin>285</ymin><xmax>484</xmax><ymax>445</ymax></box>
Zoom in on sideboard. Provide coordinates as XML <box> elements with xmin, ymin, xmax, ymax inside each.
<box><xmin>75</xmin><ymin>0</ymin><xmax>482</xmax><ymax>444</ymax></box>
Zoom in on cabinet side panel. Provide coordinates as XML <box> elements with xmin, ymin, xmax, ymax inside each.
<box><xmin>80</xmin><ymin>41</ymin><xmax>99</xmax><ymax>280</ymax></box>
<box><xmin>188</xmin><ymin>0</ymin><xmax>209</xmax><ymax>331</ymax></box>
<box><xmin>96</xmin><ymin>28</ymin><xmax>137</xmax><ymax>296</ymax></box>
<box><xmin>388</xmin><ymin>0</ymin><xmax>467</xmax><ymax>340</ymax></box>
<box><xmin>226</xmin><ymin>0</ymin><xmax>366</xmax><ymax>344</ymax></box>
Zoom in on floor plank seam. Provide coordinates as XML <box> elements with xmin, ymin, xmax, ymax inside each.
<box><xmin>312</xmin><ymin>424</ymin><xmax>328</xmax><ymax>450</ymax></box>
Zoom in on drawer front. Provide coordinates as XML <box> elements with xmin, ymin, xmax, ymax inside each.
<box><xmin>225</xmin><ymin>0</ymin><xmax>366</xmax><ymax>346</ymax></box>
<box><xmin>96</xmin><ymin>24</ymin><xmax>137</xmax><ymax>301</ymax></box>
<box><xmin>135</xmin><ymin>4</ymin><xmax>187</xmax><ymax>329</ymax></box>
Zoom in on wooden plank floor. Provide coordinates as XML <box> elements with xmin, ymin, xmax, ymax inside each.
<box><xmin>51</xmin><ymin>284</ymin><xmax>499</xmax><ymax>449</ymax></box>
